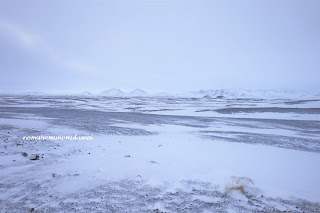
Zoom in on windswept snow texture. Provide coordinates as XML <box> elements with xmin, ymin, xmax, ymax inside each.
<box><xmin>0</xmin><ymin>95</ymin><xmax>320</xmax><ymax>212</ymax></box>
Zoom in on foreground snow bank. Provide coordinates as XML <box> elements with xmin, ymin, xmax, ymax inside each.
<box><xmin>1</xmin><ymin>119</ymin><xmax>320</xmax><ymax>212</ymax></box>
<box><xmin>45</xmin><ymin>124</ymin><xmax>320</xmax><ymax>203</ymax></box>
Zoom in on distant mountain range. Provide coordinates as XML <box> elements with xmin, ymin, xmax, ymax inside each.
<box><xmin>6</xmin><ymin>89</ymin><xmax>319</xmax><ymax>99</ymax></box>
<box><xmin>72</xmin><ymin>88</ymin><xmax>320</xmax><ymax>99</ymax></box>
<box><xmin>184</xmin><ymin>89</ymin><xmax>320</xmax><ymax>99</ymax></box>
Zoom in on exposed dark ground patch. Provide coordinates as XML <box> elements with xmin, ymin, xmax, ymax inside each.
<box><xmin>1</xmin><ymin>105</ymin><xmax>320</xmax><ymax>151</ymax></box>
<box><xmin>0</xmin><ymin>107</ymin><xmax>212</xmax><ymax>134</ymax></box>
<box><xmin>284</xmin><ymin>99</ymin><xmax>320</xmax><ymax>105</ymax></box>
<box><xmin>214</xmin><ymin>107</ymin><xmax>320</xmax><ymax>114</ymax></box>
<box><xmin>200</xmin><ymin>130</ymin><xmax>320</xmax><ymax>153</ymax></box>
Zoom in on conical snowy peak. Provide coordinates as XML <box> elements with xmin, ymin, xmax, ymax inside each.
<box><xmin>76</xmin><ymin>91</ymin><xmax>92</xmax><ymax>96</ymax></box>
<box><xmin>99</xmin><ymin>89</ymin><xmax>125</xmax><ymax>96</ymax></box>
<box><xmin>129</xmin><ymin>89</ymin><xmax>148</xmax><ymax>96</ymax></box>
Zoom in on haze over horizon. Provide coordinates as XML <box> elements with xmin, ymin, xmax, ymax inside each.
<box><xmin>1</xmin><ymin>0</ymin><xmax>320</xmax><ymax>93</ymax></box>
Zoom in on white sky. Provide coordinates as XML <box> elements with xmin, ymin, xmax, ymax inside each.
<box><xmin>0</xmin><ymin>0</ymin><xmax>319</xmax><ymax>93</ymax></box>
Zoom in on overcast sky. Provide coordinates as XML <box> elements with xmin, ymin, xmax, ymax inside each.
<box><xmin>0</xmin><ymin>0</ymin><xmax>319</xmax><ymax>93</ymax></box>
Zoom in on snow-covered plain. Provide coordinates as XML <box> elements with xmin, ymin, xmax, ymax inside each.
<box><xmin>0</xmin><ymin>94</ymin><xmax>320</xmax><ymax>212</ymax></box>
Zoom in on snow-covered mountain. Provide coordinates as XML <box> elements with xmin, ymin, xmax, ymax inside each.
<box><xmin>76</xmin><ymin>91</ymin><xmax>92</xmax><ymax>96</ymax></box>
<box><xmin>99</xmin><ymin>89</ymin><xmax>125</xmax><ymax>96</ymax></box>
<box><xmin>128</xmin><ymin>89</ymin><xmax>148</xmax><ymax>96</ymax></box>
<box><xmin>98</xmin><ymin>89</ymin><xmax>149</xmax><ymax>97</ymax></box>
<box><xmin>185</xmin><ymin>89</ymin><xmax>320</xmax><ymax>99</ymax></box>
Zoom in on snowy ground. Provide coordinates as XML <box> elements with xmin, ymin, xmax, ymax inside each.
<box><xmin>0</xmin><ymin>95</ymin><xmax>320</xmax><ymax>212</ymax></box>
